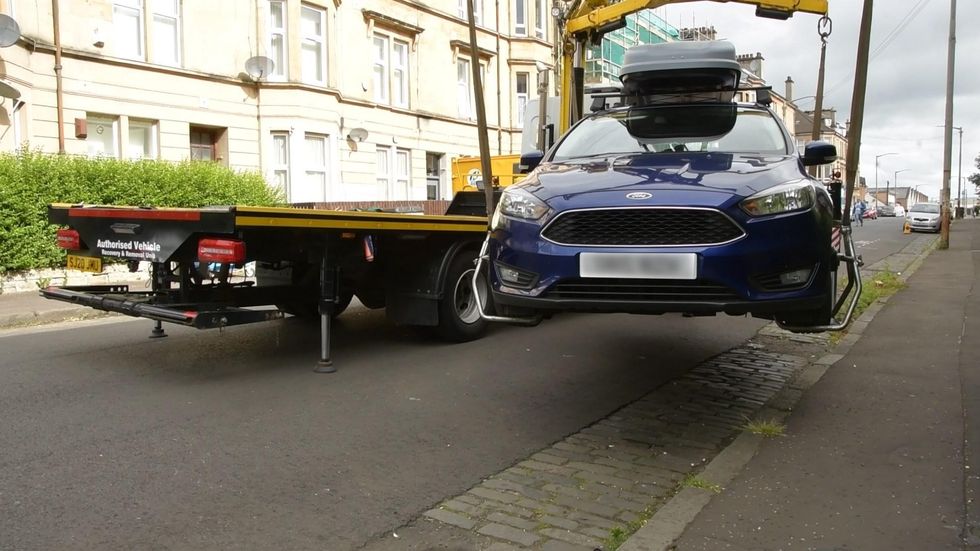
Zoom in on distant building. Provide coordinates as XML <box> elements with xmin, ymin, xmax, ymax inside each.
<box><xmin>785</xmin><ymin>77</ymin><xmax>849</xmax><ymax>186</ymax></box>
<box><xmin>893</xmin><ymin>187</ymin><xmax>930</xmax><ymax>209</ymax></box>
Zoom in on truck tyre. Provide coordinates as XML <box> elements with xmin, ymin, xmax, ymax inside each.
<box><xmin>435</xmin><ymin>250</ymin><xmax>489</xmax><ymax>342</ymax></box>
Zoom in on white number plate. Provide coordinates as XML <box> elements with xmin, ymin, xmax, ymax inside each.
<box><xmin>579</xmin><ymin>252</ymin><xmax>698</xmax><ymax>280</ymax></box>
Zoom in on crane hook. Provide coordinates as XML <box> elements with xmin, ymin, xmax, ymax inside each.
<box><xmin>818</xmin><ymin>15</ymin><xmax>832</xmax><ymax>43</ymax></box>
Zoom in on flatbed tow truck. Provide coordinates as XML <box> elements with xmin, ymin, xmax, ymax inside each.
<box><xmin>43</xmin><ymin>201</ymin><xmax>492</xmax><ymax>372</ymax></box>
<box><xmin>41</xmin><ymin>0</ymin><xmax>854</xmax><ymax>371</ymax></box>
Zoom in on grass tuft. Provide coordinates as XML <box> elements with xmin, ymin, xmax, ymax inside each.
<box><xmin>743</xmin><ymin>418</ymin><xmax>786</xmax><ymax>438</ymax></box>
<box><xmin>680</xmin><ymin>474</ymin><xmax>722</xmax><ymax>493</ymax></box>
<box><xmin>829</xmin><ymin>269</ymin><xmax>905</xmax><ymax>343</ymax></box>
<box><xmin>603</xmin><ymin>507</ymin><xmax>656</xmax><ymax>550</ymax></box>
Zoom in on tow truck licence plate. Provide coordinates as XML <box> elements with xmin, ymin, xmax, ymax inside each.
<box><xmin>580</xmin><ymin>252</ymin><xmax>697</xmax><ymax>280</ymax></box>
<box><xmin>67</xmin><ymin>254</ymin><xmax>102</xmax><ymax>273</ymax></box>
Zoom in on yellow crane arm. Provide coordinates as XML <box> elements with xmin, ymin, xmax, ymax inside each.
<box><xmin>557</xmin><ymin>0</ymin><xmax>828</xmax><ymax>136</ymax></box>
<box><xmin>567</xmin><ymin>0</ymin><xmax>827</xmax><ymax>36</ymax></box>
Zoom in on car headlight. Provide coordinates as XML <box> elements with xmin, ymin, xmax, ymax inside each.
<box><xmin>740</xmin><ymin>181</ymin><xmax>815</xmax><ymax>217</ymax></box>
<box><xmin>492</xmin><ymin>187</ymin><xmax>550</xmax><ymax>228</ymax></box>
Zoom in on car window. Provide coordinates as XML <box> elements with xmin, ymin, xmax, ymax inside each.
<box><xmin>551</xmin><ymin>105</ymin><xmax>788</xmax><ymax>162</ymax></box>
<box><xmin>910</xmin><ymin>204</ymin><xmax>940</xmax><ymax>214</ymax></box>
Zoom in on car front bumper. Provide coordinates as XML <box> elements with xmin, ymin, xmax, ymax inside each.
<box><xmin>489</xmin><ymin>208</ymin><xmax>833</xmax><ymax>318</ymax></box>
<box><xmin>908</xmin><ymin>217</ymin><xmax>940</xmax><ymax>232</ymax></box>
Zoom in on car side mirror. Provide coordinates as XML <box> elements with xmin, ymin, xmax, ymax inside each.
<box><xmin>802</xmin><ymin>141</ymin><xmax>838</xmax><ymax>166</ymax></box>
<box><xmin>518</xmin><ymin>150</ymin><xmax>545</xmax><ymax>173</ymax></box>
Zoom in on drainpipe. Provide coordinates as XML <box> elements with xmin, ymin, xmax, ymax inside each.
<box><xmin>52</xmin><ymin>0</ymin><xmax>65</xmax><ymax>154</ymax></box>
<box><xmin>495</xmin><ymin>0</ymin><xmax>502</xmax><ymax>154</ymax></box>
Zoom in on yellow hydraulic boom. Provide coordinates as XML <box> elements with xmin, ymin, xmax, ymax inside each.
<box><xmin>556</xmin><ymin>0</ymin><xmax>828</xmax><ymax>135</ymax></box>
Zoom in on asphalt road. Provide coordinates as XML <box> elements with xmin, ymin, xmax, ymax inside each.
<box><xmin>0</xmin><ymin>219</ymin><xmax>916</xmax><ymax>550</ymax></box>
<box><xmin>1</xmin><ymin>308</ymin><xmax>766</xmax><ymax>550</ymax></box>
<box><xmin>849</xmin><ymin>214</ymin><xmax>917</xmax><ymax>268</ymax></box>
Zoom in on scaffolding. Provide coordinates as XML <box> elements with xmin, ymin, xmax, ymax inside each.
<box><xmin>583</xmin><ymin>10</ymin><xmax>681</xmax><ymax>85</ymax></box>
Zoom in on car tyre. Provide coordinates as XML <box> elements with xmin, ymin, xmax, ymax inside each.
<box><xmin>435</xmin><ymin>250</ymin><xmax>489</xmax><ymax>342</ymax></box>
<box><xmin>775</xmin><ymin>268</ymin><xmax>833</xmax><ymax>329</ymax></box>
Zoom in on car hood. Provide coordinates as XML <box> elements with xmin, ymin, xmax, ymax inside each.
<box><xmin>907</xmin><ymin>211</ymin><xmax>940</xmax><ymax>219</ymax></box>
<box><xmin>521</xmin><ymin>153</ymin><xmax>808</xmax><ymax>210</ymax></box>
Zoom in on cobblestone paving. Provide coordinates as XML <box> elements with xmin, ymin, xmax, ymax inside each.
<box><xmin>421</xmin><ymin>342</ymin><xmax>812</xmax><ymax>550</ymax></box>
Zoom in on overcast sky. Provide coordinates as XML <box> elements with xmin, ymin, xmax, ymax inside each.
<box><xmin>653</xmin><ymin>0</ymin><xmax>978</xmax><ymax>203</ymax></box>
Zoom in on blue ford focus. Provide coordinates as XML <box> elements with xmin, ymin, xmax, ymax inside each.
<box><xmin>486</xmin><ymin>41</ymin><xmax>840</xmax><ymax>328</ymax></box>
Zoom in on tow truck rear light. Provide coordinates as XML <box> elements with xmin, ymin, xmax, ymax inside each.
<box><xmin>56</xmin><ymin>229</ymin><xmax>81</xmax><ymax>250</ymax></box>
<box><xmin>198</xmin><ymin>238</ymin><xmax>246</xmax><ymax>264</ymax></box>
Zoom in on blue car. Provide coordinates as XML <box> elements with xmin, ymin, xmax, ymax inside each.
<box><xmin>487</xmin><ymin>42</ymin><xmax>839</xmax><ymax>328</ymax></box>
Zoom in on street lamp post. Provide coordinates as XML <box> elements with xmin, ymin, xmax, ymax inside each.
<box><xmin>952</xmin><ymin>126</ymin><xmax>963</xmax><ymax>215</ymax></box>
<box><xmin>875</xmin><ymin>152</ymin><xmax>897</xmax><ymax>205</ymax></box>
<box><xmin>892</xmin><ymin>169</ymin><xmax>909</xmax><ymax>206</ymax></box>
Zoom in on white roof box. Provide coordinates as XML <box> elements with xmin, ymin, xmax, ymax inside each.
<box><xmin>619</xmin><ymin>40</ymin><xmax>741</xmax><ymax>103</ymax></box>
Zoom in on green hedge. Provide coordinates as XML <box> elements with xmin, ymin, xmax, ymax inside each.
<box><xmin>0</xmin><ymin>150</ymin><xmax>285</xmax><ymax>272</ymax></box>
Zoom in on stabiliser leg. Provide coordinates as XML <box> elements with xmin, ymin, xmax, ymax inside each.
<box><xmin>314</xmin><ymin>251</ymin><xmax>337</xmax><ymax>373</ymax></box>
<box><xmin>148</xmin><ymin>262</ymin><xmax>168</xmax><ymax>339</ymax></box>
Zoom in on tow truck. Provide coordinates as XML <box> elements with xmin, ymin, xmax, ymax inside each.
<box><xmin>41</xmin><ymin>0</ymin><xmax>850</xmax><ymax>371</ymax></box>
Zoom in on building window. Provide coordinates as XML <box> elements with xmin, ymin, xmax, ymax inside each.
<box><xmin>268</xmin><ymin>0</ymin><xmax>287</xmax><ymax>80</ymax></box>
<box><xmin>128</xmin><ymin>119</ymin><xmax>158</xmax><ymax>159</ymax></box>
<box><xmin>425</xmin><ymin>153</ymin><xmax>442</xmax><ymax>200</ymax></box>
<box><xmin>112</xmin><ymin>0</ymin><xmax>143</xmax><ymax>60</ymax></box>
<box><xmin>377</xmin><ymin>145</ymin><xmax>411</xmax><ymax>199</ymax></box>
<box><xmin>373</xmin><ymin>34</ymin><xmax>409</xmax><ymax>107</ymax></box>
<box><xmin>150</xmin><ymin>0</ymin><xmax>180</xmax><ymax>66</ymax></box>
<box><xmin>111</xmin><ymin>0</ymin><xmax>180</xmax><ymax>65</ymax></box>
<box><xmin>534</xmin><ymin>0</ymin><xmax>545</xmax><ymax>39</ymax></box>
<box><xmin>392</xmin><ymin>40</ymin><xmax>409</xmax><ymax>107</ymax></box>
<box><xmin>300</xmin><ymin>5</ymin><xmax>326</xmax><ymax>84</ymax></box>
<box><xmin>87</xmin><ymin>115</ymin><xmax>118</xmax><ymax>158</ymax></box>
<box><xmin>270</xmin><ymin>131</ymin><xmax>290</xmax><ymax>196</ymax></box>
<box><xmin>372</xmin><ymin>35</ymin><xmax>389</xmax><ymax>104</ymax></box>
<box><xmin>456</xmin><ymin>58</ymin><xmax>486</xmax><ymax>120</ymax></box>
<box><xmin>515</xmin><ymin>0</ymin><xmax>526</xmax><ymax>35</ymax></box>
<box><xmin>304</xmin><ymin>133</ymin><xmax>328</xmax><ymax>201</ymax></box>
<box><xmin>457</xmin><ymin>0</ymin><xmax>483</xmax><ymax>26</ymax></box>
<box><xmin>191</xmin><ymin>125</ymin><xmax>229</xmax><ymax>163</ymax></box>
<box><xmin>515</xmin><ymin>72</ymin><xmax>529</xmax><ymax>126</ymax></box>
<box><xmin>457</xmin><ymin>59</ymin><xmax>472</xmax><ymax>119</ymax></box>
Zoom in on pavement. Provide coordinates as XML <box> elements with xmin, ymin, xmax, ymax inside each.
<box><xmin>1</xmin><ymin>220</ymin><xmax>977</xmax><ymax>550</ymax></box>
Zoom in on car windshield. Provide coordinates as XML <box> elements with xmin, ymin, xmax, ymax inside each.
<box><xmin>910</xmin><ymin>204</ymin><xmax>940</xmax><ymax>214</ymax></box>
<box><xmin>551</xmin><ymin>105</ymin><xmax>789</xmax><ymax>162</ymax></box>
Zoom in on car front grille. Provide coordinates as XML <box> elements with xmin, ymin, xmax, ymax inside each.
<box><xmin>543</xmin><ymin>278</ymin><xmax>740</xmax><ymax>301</ymax></box>
<box><xmin>541</xmin><ymin>208</ymin><xmax>744</xmax><ymax>246</ymax></box>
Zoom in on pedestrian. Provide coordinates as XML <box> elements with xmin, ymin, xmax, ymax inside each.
<box><xmin>853</xmin><ymin>200</ymin><xmax>866</xmax><ymax>226</ymax></box>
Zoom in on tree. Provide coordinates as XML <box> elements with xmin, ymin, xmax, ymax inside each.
<box><xmin>971</xmin><ymin>153</ymin><xmax>980</xmax><ymax>195</ymax></box>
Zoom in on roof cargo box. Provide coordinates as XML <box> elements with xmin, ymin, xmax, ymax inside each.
<box><xmin>619</xmin><ymin>40</ymin><xmax>741</xmax><ymax>104</ymax></box>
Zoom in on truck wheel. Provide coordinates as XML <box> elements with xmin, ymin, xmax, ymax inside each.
<box><xmin>435</xmin><ymin>251</ymin><xmax>489</xmax><ymax>342</ymax></box>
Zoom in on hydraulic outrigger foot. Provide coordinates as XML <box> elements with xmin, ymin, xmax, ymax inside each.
<box><xmin>149</xmin><ymin>320</ymin><xmax>167</xmax><ymax>338</ymax></box>
<box><xmin>314</xmin><ymin>360</ymin><xmax>336</xmax><ymax>373</ymax></box>
<box><xmin>313</xmin><ymin>252</ymin><xmax>338</xmax><ymax>373</ymax></box>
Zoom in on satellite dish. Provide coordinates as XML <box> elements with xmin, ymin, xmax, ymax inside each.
<box><xmin>244</xmin><ymin>56</ymin><xmax>275</xmax><ymax>81</ymax></box>
<box><xmin>0</xmin><ymin>81</ymin><xmax>20</xmax><ymax>100</ymax></box>
<box><xmin>346</xmin><ymin>127</ymin><xmax>369</xmax><ymax>142</ymax></box>
<box><xmin>0</xmin><ymin>14</ymin><xmax>20</xmax><ymax>48</ymax></box>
